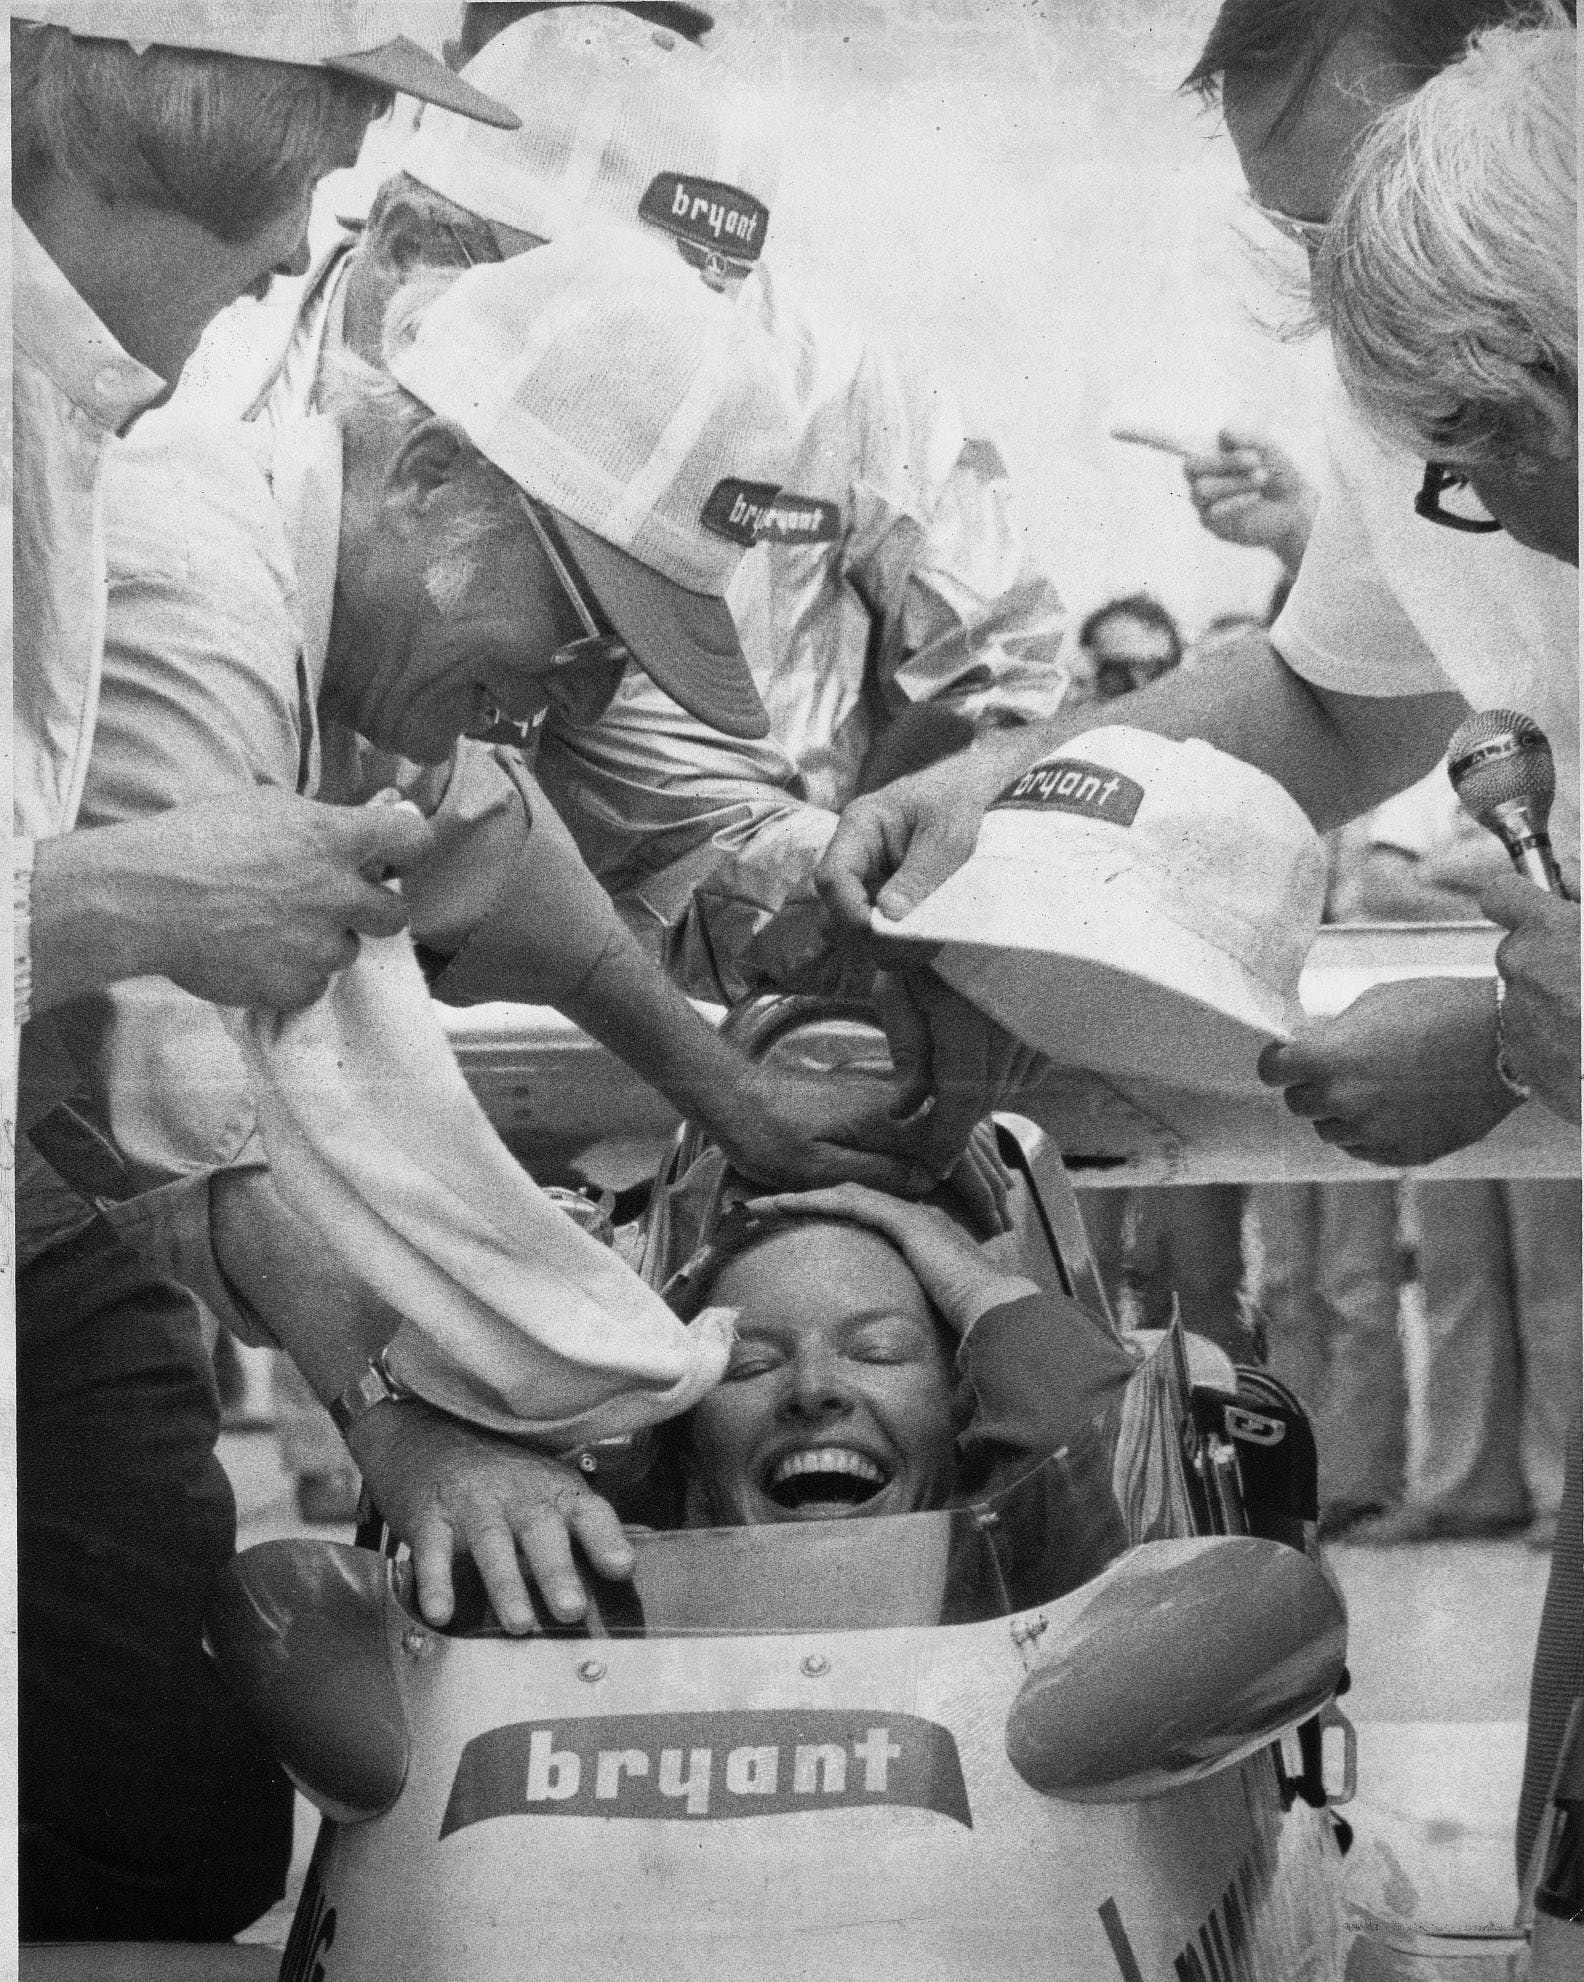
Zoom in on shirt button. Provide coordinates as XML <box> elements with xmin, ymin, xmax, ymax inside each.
<box><xmin>93</xmin><ymin>366</ymin><xmax>122</xmax><ymax>401</ymax></box>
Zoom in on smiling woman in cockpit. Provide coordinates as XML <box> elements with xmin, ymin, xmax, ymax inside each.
<box><xmin>664</xmin><ymin>1178</ymin><xmax>1135</xmax><ymax>1532</ymax></box>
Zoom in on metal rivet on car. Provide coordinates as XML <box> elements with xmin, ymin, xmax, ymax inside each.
<box><xmin>800</xmin><ymin>1653</ymin><xmax>830</xmax><ymax>1678</ymax></box>
<box><xmin>578</xmin><ymin>1658</ymin><xmax>607</xmax><ymax>1683</ymax></box>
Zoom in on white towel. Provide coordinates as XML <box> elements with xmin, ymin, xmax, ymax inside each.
<box><xmin>232</xmin><ymin>931</ymin><xmax>732</xmax><ymax>1446</ymax></box>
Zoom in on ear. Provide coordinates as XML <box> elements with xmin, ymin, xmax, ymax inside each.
<box><xmin>368</xmin><ymin>194</ymin><xmax>441</xmax><ymax>278</ymax></box>
<box><xmin>386</xmin><ymin>416</ymin><xmax>470</xmax><ymax>517</ymax></box>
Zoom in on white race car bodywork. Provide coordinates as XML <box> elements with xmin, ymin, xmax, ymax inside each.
<box><xmin>282</xmin><ymin>1577</ymin><xmax>1345</xmax><ymax>1982</ymax></box>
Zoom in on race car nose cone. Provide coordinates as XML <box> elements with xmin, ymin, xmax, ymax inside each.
<box><xmin>1004</xmin><ymin>1536</ymin><xmax>1346</xmax><ymax>1802</ymax></box>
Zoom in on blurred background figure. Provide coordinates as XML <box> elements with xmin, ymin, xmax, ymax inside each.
<box><xmin>1065</xmin><ymin>592</ymin><xmax>1182</xmax><ymax>710</ymax></box>
<box><xmin>1335</xmin><ymin>774</ymin><xmax>1582</xmax><ymax>1554</ymax></box>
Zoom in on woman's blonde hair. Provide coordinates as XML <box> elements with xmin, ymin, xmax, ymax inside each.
<box><xmin>1318</xmin><ymin>7</ymin><xmax>1576</xmax><ymax>464</ymax></box>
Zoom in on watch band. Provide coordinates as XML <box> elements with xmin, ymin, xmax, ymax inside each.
<box><xmin>328</xmin><ymin>1345</ymin><xmax>411</xmax><ymax>1439</ymax></box>
<box><xmin>1493</xmin><ymin>977</ymin><xmax>1534</xmax><ymax>1103</ymax></box>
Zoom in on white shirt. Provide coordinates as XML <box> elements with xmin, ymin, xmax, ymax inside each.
<box><xmin>50</xmin><ymin>414</ymin><xmax>618</xmax><ymax>1318</ymax></box>
<box><xmin>1273</xmin><ymin>381</ymin><xmax>1579</xmax><ymax>864</ymax></box>
<box><xmin>11</xmin><ymin>210</ymin><xmax>164</xmax><ymax>1236</ymax></box>
<box><xmin>12</xmin><ymin>212</ymin><xmax>168</xmax><ymax>846</ymax></box>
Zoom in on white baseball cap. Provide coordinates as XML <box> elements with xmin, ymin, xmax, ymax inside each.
<box><xmin>872</xmin><ymin>727</ymin><xmax>1329</xmax><ymax>1094</ymax></box>
<box><xmin>402</xmin><ymin>6</ymin><xmax>781</xmax><ymax>287</ymax></box>
<box><xmin>17</xmin><ymin>4</ymin><xmax>521</xmax><ymax>129</ymax></box>
<box><xmin>385</xmin><ymin>227</ymin><xmax>799</xmax><ymax>740</ymax></box>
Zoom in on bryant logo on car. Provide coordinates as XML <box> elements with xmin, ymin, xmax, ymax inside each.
<box><xmin>993</xmin><ymin>758</ymin><xmax>1145</xmax><ymax>826</ymax></box>
<box><xmin>640</xmin><ymin>172</ymin><xmax>770</xmax><ymax>261</ymax></box>
<box><xmin>701</xmin><ymin>479</ymin><xmax>842</xmax><ymax>547</ymax></box>
<box><xmin>439</xmin><ymin>1709</ymin><xmax>971</xmax><ymax>1836</ymax></box>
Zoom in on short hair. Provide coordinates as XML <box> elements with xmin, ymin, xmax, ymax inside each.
<box><xmin>1077</xmin><ymin>593</ymin><xmax>1184</xmax><ymax>666</ymax></box>
<box><xmin>318</xmin><ymin>307</ymin><xmax>531</xmax><ymax>615</ymax></box>
<box><xmin>11</xmin><ymin>21</ymin><xmax>391</xmax><ymax>242</ymax></box>
<box><xmin>1318</xmin><ymin>11</ymin><xmax>1576</xmax><ymax>464</ymax></box>
<box><xmin>1181</xmin><ymin>0</ymin><xmax>1572</xmax><ymax>133</ymax></box>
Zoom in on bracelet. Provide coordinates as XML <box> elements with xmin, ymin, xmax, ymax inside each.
<box><xmin>1493</xmin><ymin>977</ymin><xmax>1533</xmax><ymax>1103</ymax></box>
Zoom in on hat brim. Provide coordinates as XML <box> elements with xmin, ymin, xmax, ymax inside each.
<box><xmin>328</xmin><ymin>38</ymin><xmax>521</xmax><ymax>130</ymax></box>
<box><xmin>872</xmin><ymin>855</ymin><xmax>1296</xmax><ymax>1095</ymax></box>
<box><xmin>554</xmin><ymin>515</ymin><xmax>771</xmax><ymax>742</ymax></box>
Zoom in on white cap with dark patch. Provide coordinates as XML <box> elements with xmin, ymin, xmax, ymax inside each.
<box><xmin>385</xmin><ymin>226</ymin><xmax>801</xmax><ymax>740</ymax></box>
<box><xmin>402</xmin><ymin>6</ymin><xmax>780</xmax><ymax>286</ymax></box>
<box><xmin>873</xmin><ymin>726</ymin><xmax>1330</xmax><ymax>1095</ymax></box>
<box><xmin>16</xmin><ymin>4</ymin><xmax>522</xmax><ymax>128</ymax></box>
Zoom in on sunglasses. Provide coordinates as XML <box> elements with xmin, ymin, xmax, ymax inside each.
<box><xmin>515</xmin><ymin>496</ymin><xmax>633</xmax><ymax>724</ymax></box>
<box><xmin>1413</xmin><ymin>462</ymin><xmax>1503</xmax><ymax>534</ymax></box>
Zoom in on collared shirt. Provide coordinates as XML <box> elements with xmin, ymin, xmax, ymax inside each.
<box><xmin>11</xmin><ymin>210</ymin><xmax>165</xmax><ymax>1243</ymax></box>
<box><xmin>13</xmin><ymin>211</ymin><xmax>168</xmax><ymax>844</ymax></box>
<box><xmin>250</xmin><ymin>237</ymin><xmax>1070</xmax><ymax>994</ymax></box>
<box><xmin>47</xmin><ymin>412</ymin><xmax>617</xmax><ymax>1311</ymax></box>
<box><xmin>1273</xmin><ymin>378</ymin><xmax>1580</xmax><ymax>866</ymax></box>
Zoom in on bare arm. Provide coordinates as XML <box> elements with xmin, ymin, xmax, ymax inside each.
<box><xmin>819</xmin><ymin>637</ymin><xmax>1466</xmax><ymax>929</ymax></box>
<box><xmin>416</xmin><ymin>753</ymin><xmax>934</xmax><ymax>1193</ymax></box>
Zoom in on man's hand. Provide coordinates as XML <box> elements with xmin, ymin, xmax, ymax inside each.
<box><xmin>345</xmin><ymin>1400</ymin><xmax>635</xmax><ymax>1633</ymax></box>
<box><xmin>32</xmin><ymin>788</ymin><xmax>437</xmax><ymax>1015</ymax></box>
<box><xmin>876</xmin><ymin>970</ymin><xmax>1042</xmax><ymax>1177</ymax></box>
<box><xmin>816</xmin><ymin>727</ymin><xmax>1042</xmax><ymax>933</ymax></box>
<box><xmin>1481</xmin><ymin>874</ymin><xmax>1582</xmax><ymax>1123</ymax></box>
<box><xmin>743</xmin><ymin>1181</ymin><xmax>1034</xmax><ymax>1335</ymax></box>
<box><xmin>1181</xmin><ymin>429</ymin><xmax>1317</xmax><ymax>576</ymax></box>
<box><xmin>716</xmin><ymin>1063</ymin><xmax>937</xmax><ymax>1196</ymax></box>
<box><xmin>1258</xmin><ymin>976</ymin><xmax>1520</xmax><ymax>1166</ymax></box>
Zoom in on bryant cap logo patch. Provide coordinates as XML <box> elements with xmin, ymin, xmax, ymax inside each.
<box><xmin>640</xmin><ymin>173</ymin><xmax>769</xmax><ymax>267</ymax></box>
<box><xmin>994</xmin><ymin>758</ymin><xmax>1145</xmax><ymax>826</ymax></box>
<box><xmin>701</xmin><ymin>480</ymin><xmax>842</xmax><ymax>547</ymax></box>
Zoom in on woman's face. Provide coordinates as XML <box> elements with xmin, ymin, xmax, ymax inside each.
<box><xmin>685</xmin><ymin>1220</ymin><xmax>959</xmax><ymax>1527</ymax></box>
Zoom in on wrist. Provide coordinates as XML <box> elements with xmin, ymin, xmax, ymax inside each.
<box><xmin>30</xmin><ymin>830</ymin><xmax>147</xmax><ymax>1008</ymax></box>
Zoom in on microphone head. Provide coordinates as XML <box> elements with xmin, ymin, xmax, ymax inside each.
<box><xmin>1447</xmin><ymin>708</ymin><xmax>1556</xmax><ymax>827</ymax></box>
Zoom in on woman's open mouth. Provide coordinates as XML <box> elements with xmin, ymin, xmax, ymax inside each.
<box><xmin>760</xmin><ymin>1446</ymin><xmax>893</xmax><ymax>1518</ymax></box>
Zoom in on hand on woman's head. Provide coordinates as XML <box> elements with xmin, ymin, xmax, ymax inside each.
<box><xmin>683</xmin><ymin>1211</ymin><xmax>961</xmax><ymax>1527</ymax></box>
<box><xmin>741</xmin><ymin>1184</ymin><xmax>1037</xmax><ymax>1338</ymax></box>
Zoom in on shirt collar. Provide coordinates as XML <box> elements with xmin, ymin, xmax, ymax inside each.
<box><xmin>12</xmin><ymin>210</ymin><xmax>166</xmax><ymax>432</ymax></box>
<box><xmin>267</xmin><ymin>415</ymin><xmax>345</xmax><ymax>693</ymax></box>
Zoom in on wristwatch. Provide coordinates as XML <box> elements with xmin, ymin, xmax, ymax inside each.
<box><xmin>328</xmin><ymin>1344</ymin><xmax>411</xmax><ymax>1439</ymax></box>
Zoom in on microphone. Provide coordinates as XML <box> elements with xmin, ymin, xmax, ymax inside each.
<box><xmin>1447</xmin><ymin>709</ymin><xmax>1568</xmax><ymax>897</ymax></box>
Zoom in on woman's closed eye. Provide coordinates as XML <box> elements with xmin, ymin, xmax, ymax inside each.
<box><xmin>723</xmin><ymin>1339</ymin><xmax>784</xmax><ymax>1382</ymax></box>
<box><xmin>845</xmin><ymin>1317</ymin><xmax>936</xmax><ymax>1364</ymax></box>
